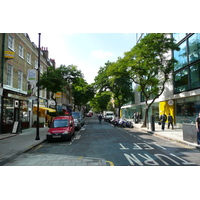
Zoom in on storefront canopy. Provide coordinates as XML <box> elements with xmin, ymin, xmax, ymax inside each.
<box><xmin>33</xmin><ymin>106</ymin><xmax>56</xmax><ymax>112</ymax></box>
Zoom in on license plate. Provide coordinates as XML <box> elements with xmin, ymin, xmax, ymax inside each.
<box><xmin>52</xmin><ymin>135</ymin><xmax>61</xmax><ymax>138</ymax></box>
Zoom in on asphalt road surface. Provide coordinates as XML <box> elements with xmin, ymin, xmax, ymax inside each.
<box><xmin>21</xmin><ymin>116</ymin><xmax>200</xmax><ymax>166</ymax></box>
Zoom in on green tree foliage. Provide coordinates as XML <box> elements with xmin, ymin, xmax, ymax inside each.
<box><xmin>90</xmin><ymin>91</ymin><xmax>111</xmax><ymax>113</ymax></box>
<box><xmin>121</xmin><ymin>33</ymin><xmax>180</xmax><ymax>127</ymax></box>
<box><xmin>72</xmin><ymin>77</ymin><xmax>95</xmax><ymax>111</ymax></box>
<box><xmin>94</xmin><ymin>61</ymin><xmax>134</xmax><ymax>116</ymax></box>
<box><xmin>40</xmin><ymin>64</ymin><xmax>93</xmax><ymax>114</ymax></box>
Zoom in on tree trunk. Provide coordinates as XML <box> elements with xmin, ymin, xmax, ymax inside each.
<box><xmin>141</xmin><ymin>106</ymin><xmax>149</xmax><ymax>128</ymax></box>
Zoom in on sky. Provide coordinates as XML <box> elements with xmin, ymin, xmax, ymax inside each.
<box><xmin>28</xmin><ymin>33</ymin><xmax>136</xmax><ymax>84</ymax></box>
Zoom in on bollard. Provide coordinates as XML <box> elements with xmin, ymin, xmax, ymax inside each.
<box><xmin>151</xmin><ymin>115</ymin><xmax>155</xmax><ymax>131</ymax></box>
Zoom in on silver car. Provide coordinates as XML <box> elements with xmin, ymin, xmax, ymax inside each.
<box><xmin>74</xmin><ymin>118</ymin><xmax>81</xmax><ymax>131</ymax></box>
<box><xmin>72</xmin><ymin>112</ymin><xmax>85</xmax><ymax>126</ymax></box>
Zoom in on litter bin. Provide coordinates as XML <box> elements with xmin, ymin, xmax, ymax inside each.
<box><xmin>151</xmin><ymin>115</ymin><xmax>155</xmax><ymax>131</ymax></box>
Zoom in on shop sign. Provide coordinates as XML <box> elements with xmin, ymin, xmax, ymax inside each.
<box><xmin>168</xmin><ymin>100</ymin><xmax>174</xmax><ymax>105</ymax></box>
<box><xmin>55</xmin><ymin>92</ymin><xmax>61</xmax><ymax>98</ymax></box>
<box><xmin>27</xmin><ymin>69</ymin><xmax>37</xmax><ymax>82</ymax></box>
<box><xmin>4</xmin><ymin>51</ymin><xmax>14</xmax><ymax>59</ymax></box>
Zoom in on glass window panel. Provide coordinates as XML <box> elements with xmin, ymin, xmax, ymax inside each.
<box><xmin>190</xmin><ymin>63</ymin><xmax>200</xmax><ymax>89</ymax></box>
<box><xmin>173</xmin><ymin>33</ymin><xmax>186</xmax><ymax>43</ymax></box>
<box><xmin>188</xmin><ymin>33</ymin><xmax>200</xmax><ymax>63</ymax></box>
<box><xmin>174</xmin><ymin>68</ymin><xmax>189</xmax><ymax>92</ymax></box>
<box><xmin>174</xmin><ymin>41</ymin><xmax>187</xmax><ymax>71</ymax></box>
<box><xmin>7</xmin><ymin>64</ymin><xmax>12</xmax><ymax>86</ymax></box>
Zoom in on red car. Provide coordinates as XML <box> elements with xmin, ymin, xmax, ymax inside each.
<box><xmin>46</xmin><ymin>116</ymin><xmax>75</xmax><ymax>142</ymax></box>
<box><xmin>86</xmin><ymin>113</ymin><xmax>93</xmax><ymax>117</ymax></box>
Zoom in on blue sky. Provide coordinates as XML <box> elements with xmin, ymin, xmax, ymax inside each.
<box><xmin>28</xmin><ymin>33</ymin><xmax>137</xmax><ymax>84</ymax></box>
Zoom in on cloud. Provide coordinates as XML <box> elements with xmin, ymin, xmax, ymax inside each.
<box><xmin>91</xmin><ymin>50</ymin><xmax>113</xmax><ymax>59</ymax></box>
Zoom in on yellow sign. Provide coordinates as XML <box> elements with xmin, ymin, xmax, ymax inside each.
<box><xmin>4</xmin><ymin>51</ymin><xmax>14</xmax><ymax>58</ymax></box>
<box><xmin>55</xmin><ymin>92</ymin><xmax>61</xmax><ymax>98</ymax></box>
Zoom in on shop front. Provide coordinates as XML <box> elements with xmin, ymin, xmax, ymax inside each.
<box><xmin>2</xmin><ymin>91</ymin><xmax>29</xmax><ymax>133</ymax></box>
<box><xmin>175</xmin><ymin>95</ymin><xmax>200</xmax><ymax>127</ymax></box>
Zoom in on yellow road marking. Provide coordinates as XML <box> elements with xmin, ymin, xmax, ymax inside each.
<box><xmin>34</xmin><ymin>145</ymin><xmax>43</xmax><ymax>151</ymax></box>
<box><xmin>77</xmin><ymin>156</ymin><xmax>83</xmax><ymax>159</ymax></box>
<box><xmin>106</xmin><ymin>161</ymin><xmax>114</xmax><ymax>166</ymax></box>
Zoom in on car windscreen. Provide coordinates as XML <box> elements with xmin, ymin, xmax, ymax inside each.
<box><xmin>72</xmin><ymin>113</ymin><xmax>81</xmax><ymax>118</ymax></box>
<box><xmin>53</xmin><ymin>119</ymin><xmax>68</xmax><ymax>128</ymax></box>
<box><xmin>106</xmin><ymin>113</ymin><xmax>113</xmax><ymax>116</ymax></box>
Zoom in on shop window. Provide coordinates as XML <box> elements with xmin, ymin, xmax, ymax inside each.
<box><xmin>3</xmin><ymin>98</ymin><xmax>14</xmax><ymax>124</ymax></box>
<box><xmin>20</xmin><ymin>101</ymin><xmax>28</xmax><ymax>122</ymax></box>
<box><xmin>188</xmin><ymin>33</ymin><xmax>200</xmax><ymax>63</ymax></box>
<box><xmin>174</xmin><ymin>41</ymin><xmax>188</xmax><ymax>71</ymax></box>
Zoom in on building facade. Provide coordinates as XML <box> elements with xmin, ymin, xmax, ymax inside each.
<box><xmin>0</xmin><ymin>33</ymin><xmax>73</xmax><ymax>133</ymax></box>
<box><xmin>121</xmin><ymin>33</ymin><xmax>200</xmax><ymax>127</ymax></box>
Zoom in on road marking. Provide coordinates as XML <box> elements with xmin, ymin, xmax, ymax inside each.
<box><xmin>78</xmin><ymin>156</ymin><xmax>83</xmax><ymax>159</ymax></box>
<box><xmin>34</xmin><ymin>145</ymin><xmax>43</xmax><ymax>151</ymax></box>
<box><xmin>153</xmin><ymin>143</ymin><xmax>166</xmax><ymax>150</ymax></box>
<box><xmin>170</xmin><ymin>153</ymin><xmax>196</xmax><ymax>165</ymax></box>
<box><xmin>106</xmin><ymin>161</ymin><xmax>114</xmax><ymax>166</ymax></box>
<box><xmin>119</xmin><ymin>143</ymin><xmax>129</xmax><ymax>150</ymax></box>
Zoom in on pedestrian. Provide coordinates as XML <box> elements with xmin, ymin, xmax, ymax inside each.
<box><xmin>196</xmin><ymin>113</ymin><xmax>200</xmax><ymax>145</ymax></box>
<box><xmin>167</xmin><ymin>113</ymin><xmax>174</xmax><ymax>129</ymax></box>
<box><xmin>159</xmin><ymin>113</ymin><xmax>167</xmax><ymax>131</ymax></box>
<box><xmin>98</xmin><ymin>114</ymin><xmax>102</xmax><ymax>124</ymax></box>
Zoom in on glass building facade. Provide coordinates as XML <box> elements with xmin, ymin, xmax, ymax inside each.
<box><xmin>122</xmin><ymin>33</ymin><xmax>200</xmax><ymax>127</ymax></box>
<box><xmin>173</xmin><ymin>33</ymin><xmax>200</xmax><ymax>124</ymax></box>
<box><xmin>173</xmin><ymin>33</ymin><xmax>200</xmax><ymax>93</ymax></box>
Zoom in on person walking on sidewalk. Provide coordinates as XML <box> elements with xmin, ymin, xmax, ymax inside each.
<box><xmin>159</xmin><ymin>113</ymin><xmax>167</xmax><ymax>131</ymax></box>
<box><xmin>196</xmin><ymin>113</ymin><xmax>200</xmax><ymax>145</ymax></box>
<box><xmin>167</xmin><ymin>113</ymin><xmax>174</xmax><ymax>129</ymax></box>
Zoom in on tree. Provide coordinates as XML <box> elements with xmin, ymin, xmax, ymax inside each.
<box><xmin>39</xmin><ymin>66</ymin><xmax>67</xmax><ymax>113</ymax></box>
<box><xmin>122</xmin><ymin>33</ymin><xmax>180</xmax><ymax>127</ymax></box>
<box><xmin>72</xmin><ymin>77</ymin><xmax>95</xmax><ymax>111</ymax></box>
<box><xmin>39</xmin><ymin>64</ymin><xmax>86</xmax><ymax>114</ymax></box>
<box><xmin>90</xmin><ymin>91</ymin><xmax>111</xmax><ymax>113</ymax></box>
<box><xmin>94</xmin><ymin>60</ymin><xmax>134</xmax><ymax>117</ymax></box>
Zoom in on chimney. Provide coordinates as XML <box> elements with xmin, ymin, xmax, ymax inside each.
<box><xmin>50</xmin><ymin>58</ymin><xmax>56</xmax><ymax>68</ymax></box>
<box><xmin>42</xmin><ymin>47</ymin><xmax>49</xmax><ymax>59</ymax></box>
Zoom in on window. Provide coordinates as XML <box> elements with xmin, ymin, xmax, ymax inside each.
<box><xmin>7</xmin><ymin>64</ymin><xmax>13</xmax><ymax>86</ymax></box>
<box><xmin>40</xmin><ymin>65</ymin><xmax>43</xmax><ymax>73</ymax></box>
<box><xmin>174</xmin><ymin>69</ymin><xmax>189</xmax><ymax>93</ymax></box>
<box><xmin>27</xmin><ymin>52</ymin><xmax>31</xmax><ymax>64</ymax></box>
<box><xmin>188</xmin><ymin>33</ymin><xmax>200</xmax><ymax>63</ymax></box>
<box><xmin>35</xmin><ymin>59</ymin><xmax>38</xmax><ymax>69</ymax></box>
<box><xmin>190</xmin><ymin>64</ymin><xmax>200</xmax><ymax>89</ymax></box>
<box><xmin>173</xmin><ymin>33</ymin><xmax>187</xmax><ymax>43</ymax></box>
<box><xmin>18</xmin><ymin>44</ymin><xmax>24</xmax><ymax>58</ymax></box>
<box><xmin>174</xmin><ymin>41</ymin><xmax>188</xmax><ymax>71</ymax></box>
<box><xmin>18</xmin><ymin>70</ymin><xmax>23</xmax><ymax>90</ymax></box>
<box><xmin>8</xmin><ymin>34</ymin><xmax>14</xmax><ymax>50</ymax></box>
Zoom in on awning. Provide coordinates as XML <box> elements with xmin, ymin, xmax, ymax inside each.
<box><xmin>33</xmin><ymin>106</ymin><xmax>56</xmax><ymax>112</ymax></box>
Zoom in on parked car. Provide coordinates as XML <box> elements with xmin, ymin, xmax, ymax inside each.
<box><xmin>72</xmin><ymin>112</ymin><xmax>85</xmax><ymax>126</ymax></box>
<box><xmin>46</xmin><ymin>116</ymin><xmax>75</xmax><ymax>142</ymax></box>
<box><xmin>74</xmin><ymin>118</ymin><xmax>81</xmax><ymax>131</ymax></box>
<box><xmin>86</xmin><ymin>112</ymin><xmax>93</xmax><ymax>117</ymax></box>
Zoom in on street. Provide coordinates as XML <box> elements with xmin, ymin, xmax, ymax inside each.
<box><xmin>4</xmin><ymin>116</ymin><xmax>200</xmax><ymax>166</ymax></box>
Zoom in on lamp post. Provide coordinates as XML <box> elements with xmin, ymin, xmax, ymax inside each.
<box><xmin>35</xmin><ymin>33</ymin><xmax>41</xmax><ymax>140</ymax></box>
<box><xmin>0</xmin><ymin>33</ymin><xmax>5</xmax><ymax>134</ymax></box>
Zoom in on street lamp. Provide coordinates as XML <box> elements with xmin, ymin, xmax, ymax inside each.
<box><xmin>35</xmin><ymin>33</ymin><xmax>41</xmax><ymax>140</ymax></box>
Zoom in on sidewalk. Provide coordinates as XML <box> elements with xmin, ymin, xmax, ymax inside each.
<box><xmin>0</xmin><ymin>127</ymin><xmax>107</xmax><ymax>166</ymax></box>
<box><xmin>133</xmin><ymin>122</ymin><xmax>200</xmax><ymax>149</ymax></box>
